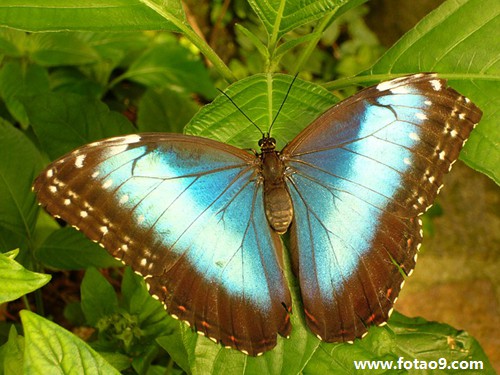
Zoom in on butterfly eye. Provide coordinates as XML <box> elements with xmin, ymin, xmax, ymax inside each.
<box><xmin>258</xmin><ymin>137</ymin><xmax>277</xmax><ymax>150</ymax></box>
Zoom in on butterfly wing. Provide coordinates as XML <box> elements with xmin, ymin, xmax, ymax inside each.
<box><xmin>34</xmin><ymin>133</ymin><xmax>291</xmax><ymax>356</ymax></box>
<box><xmin>282</xmin><ymin>74</ymin><xmax>482</xmax><ymax>342</ymax></box>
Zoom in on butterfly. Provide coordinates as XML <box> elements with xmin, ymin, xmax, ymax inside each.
<box><xmin>33</xmin><ymin>73</ymin><xmax>482</xmax><ymax>356</ymax></box>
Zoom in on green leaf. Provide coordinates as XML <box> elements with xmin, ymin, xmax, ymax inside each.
<box><xmin>248</xmin><ymin>0</ymin><xmax>346</xmax><ymax>40</ymax></box>
<box><xmin>137</xmin><ymin>87</ymin><xmax>199</xmax><ymax>133</ymax></box>
<box><xmin>156</xmin><ymin>335</ymin><xmax>190</xmax><ymax>374</ymax></box>
<box><xmin>36</xmin><ymin>227</ymin><xmax>122</xmax><ymax>270</ymax></box>
<box><xmin>97</xmin><ymin>352</ymin><xmax>132</xmax><ymax>372</ymax></box>
<box><xmin>63</xmin><ymin>301</ymin><xmax>86</xmax><ymax>326</ymax></box>
<box><xmin>369</xmin><ymin>0</ymin><xmax>499</xmax><ymax>184</ymax></box>
<box><xmin>449</xmin><ymin>79</ymin><xmax>499</xmax><ymax>184</ymax></box>
<box><xmin>0</xmin><ymin>120</ymin><xmax>43</xmax><ymax>241</ymax></box>
<box><xmin>39</xmin><ymin>32</ymin><xmax>150</xmax><ymax>91</ymax></box>
<box><xmin>274</xmin><ymin>31</ymin><xmax>322</xmax><ymax>60</ymax></box>
<box><xmin>28</xmin><ymin>33</ymin><xmax>101</xmax><ymax>66</ymax></box>
<box><xmin>0</xmin><ymin>250</ymin><xmax>51</xmax><ymax>304</ymax></box>
<box><xmin>185</xmin><ymin>73</ymin><xmax>337</xmax><ymax>150</ymax></box>
<box><xmin>0</xmin><ymin>28</ymin><xmax>25</xmax><ymax>57</ymax></box>
<box><xmin>81</xmin><ymin>268</ymin><xmax>119</xmax><ymax>326</ymax></box>
<box><xmin>304</xmin><ymin>312</ymin><xmax>496</xmax><ymax>374</ymax></box>
<box><xmin>20</xmin><ymin>310</ymin><xmax>120</xmax><ymax>374</ymax></box>
<box><xmin>138</xmin><ymin>0</ymin><xmax>187</xmax><ymax>26</ymax></box>
<box><xmin>0</xmin><ymin>0</ymin><xmax>178</xmax><ymax>32</ymax></box>
<box><xmin>121</xmin><ymin>268</ymin><xmax>174</xmax><ymax>337</ymax></box>
<box><xmin>25</xmin><ymin>93</ymin><xmax>135</xmax><ymax>160</ymax></box>
<box><xmin>370</xmin><ymin>0</ymin><xmax>497</xmax><ymax>74</ymax></box>
<box><xmin>234</xmin><ymin>23</ymin><xmax>269</xmax><ymax>59</ymax></box>
<box><xmin>83</xmin><ymin>268</ymin><xmax>175</xmax><ymax>369</ymax></box>
<box><xmin>122</xmin><ymin>37</ymin><xmax>217</xmax><ymax>98</ymax></box>
<box><xmin>0</xmin><ymin>62</ymin><xmax>50</xmax><ymax>126</ymax></box>
<box><xmin>2</xmin><ymin>326</ymin><xmax>25</xmax><ymax>375</ymax></box>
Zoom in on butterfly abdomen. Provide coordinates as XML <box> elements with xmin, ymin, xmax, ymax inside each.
<box><xmin>260</xmin><ymin>146</ymin><xmax>294</xmax><ymax>234</ymax></box>
<box><xmin>263</xmin><ymin>182</ymin><xmax>293</xmax><ymax>234</ymax></box>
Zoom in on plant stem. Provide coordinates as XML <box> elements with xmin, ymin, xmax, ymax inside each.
<box><xmin>267</xmin><ymin>0</ymin><xmax>287</xmax><ymax>72</ymax></box>
<box><xmin>141</xmin><ymin>0</ymin><xmax>236</xmax><ymax>83</ymax></box>
<box><xmin>293</xmin><ymin>8</ymin><xmax>338</xmax><ymax>75</ymax></box>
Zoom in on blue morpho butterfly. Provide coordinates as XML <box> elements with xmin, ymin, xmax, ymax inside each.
<box><xmin>33</xmin><ymin>73</ymin><xmax>482</xmax><ymax>356</ymax></box>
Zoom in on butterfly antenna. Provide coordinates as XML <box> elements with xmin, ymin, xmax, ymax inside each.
<box><xmin>217</xmin><ymin>88</ymin><xmax>265</xmax><ymax>137</ymax></box>
<box><xmin>268</xmin><ymin>73</ymin><xmax>298</xmax><ymax>136</ymax></box>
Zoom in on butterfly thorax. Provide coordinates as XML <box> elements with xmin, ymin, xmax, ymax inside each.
<box><xmin>259</xmin><ymin>136</ymin><xmax>294</xmax><ymax>234</ymax></box>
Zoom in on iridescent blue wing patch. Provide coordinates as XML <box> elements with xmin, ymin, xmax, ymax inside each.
<box><xmin>282</xmin><ymin>74</ymin><xmax>482</xmax><ymax>342</ymax></box>
<box><xmin>33</xmin><ymin>133</ymin><xmax>291</xmax><ymax>356</ymax></box>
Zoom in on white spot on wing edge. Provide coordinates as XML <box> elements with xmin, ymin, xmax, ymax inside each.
<box><xmin>430</xmin><ymin>79</ymin><xmax>442</xmax><ymax>91</ymax></box>
<box><xmin>390</xmin><ymin>86</ymin><xmax>410</xmax><ymax>94</ymax></box>
<box><xmin>409</xmin><ymin>132</ymin><xmax>420</xmax><ymax>141</ymax></box>
<box><xmin>387</xmin><ymin>307</ymin><xmax>395</xmax><ymax>318</ymax></box>
<box><xmin>376</xmin><ymin>78</ymin><xmax>401</xmax><ymax>91</ymax></box>
<box><xmin>88</xmin><ymin>140</ymin><xmax>103</xmax><ymax>147</ymax></box>
<box><xmin>119</xmin><ymin>134</ymin><xmax>142</xmax><ymax>144</ymax></box>
<box><xmin>376</xmin><ymin>73</ymin><xmax>429</xmax><ymax>92</ymax></box>
<box><xmin>75</xmin><ymin>154</ymin><xmax>86</xmax><ymax>168</ymax></box>
<box><xmin>108</xmin><ymin>144</ymin><xmax>128</xmax><ymax>157</ymax></box>
<box><xmin>46</xmin><ymin>169</ymin><xmax>54</xmax><ymax>178</ymax></box>
<box><xmin>415</xmin><ymin>112</ymin><xmax>428</xmax><ymax>120</ymax></box>
<box><xmin>102</xmin><ymin>179</ymin><xmax>113</xmax><ymax>189</ymax></box>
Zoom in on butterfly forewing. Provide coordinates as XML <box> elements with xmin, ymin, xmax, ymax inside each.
<box><xmin>282</xmin><ymin>74</ymin><xmax>482</xmax><ymax>342</ymax></box>
<box><xmin>33</xmin><ymin>133</ymin><xmax>292</xmax><ymax>356</ymax></box>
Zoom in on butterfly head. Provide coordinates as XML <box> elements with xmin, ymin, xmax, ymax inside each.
<box><xmin>258</xmin><ymin>135</ymin><xmax>277</xmax><ymax>152</ymax></box>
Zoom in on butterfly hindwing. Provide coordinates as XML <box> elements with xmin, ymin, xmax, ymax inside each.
<box><xmin>282</xmin><ymin>74</ymin><xmax>482</xmax><ymax>342</ymax></box>
<box><xmin>33</xmin><ymin>133</ymin><xmax>292</xmax><ymax>356</ymax></box>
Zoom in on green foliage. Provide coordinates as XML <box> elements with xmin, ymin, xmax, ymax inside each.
<box><xmin>0</xmin><ymin>0</ymin><xmax>497</xmax><ymax>374</ymax></box>
<box><xmin>0</xmin><ymin>250</ymin><xmax>50</xmax><ymax>304</ymax></box>
<box><xmin>36</xmin><ymin>228</ymin><xmax>122</xmax><ymax>270</ymax></box>
<box><xmin>21</xmin><ymin>309</ymin><xmax>121</xmax><ymax>374</ymax></box>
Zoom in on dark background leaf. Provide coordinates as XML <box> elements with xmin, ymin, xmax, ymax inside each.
<box><xmin>25</xmin><ymin>93</ymin><xmax>135</xmax><ymax>160</ymax></box>
<box><xmin>36</xmin><ymin>228</ymin><xmax>122</xmax><ymax>270</ymax></box>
